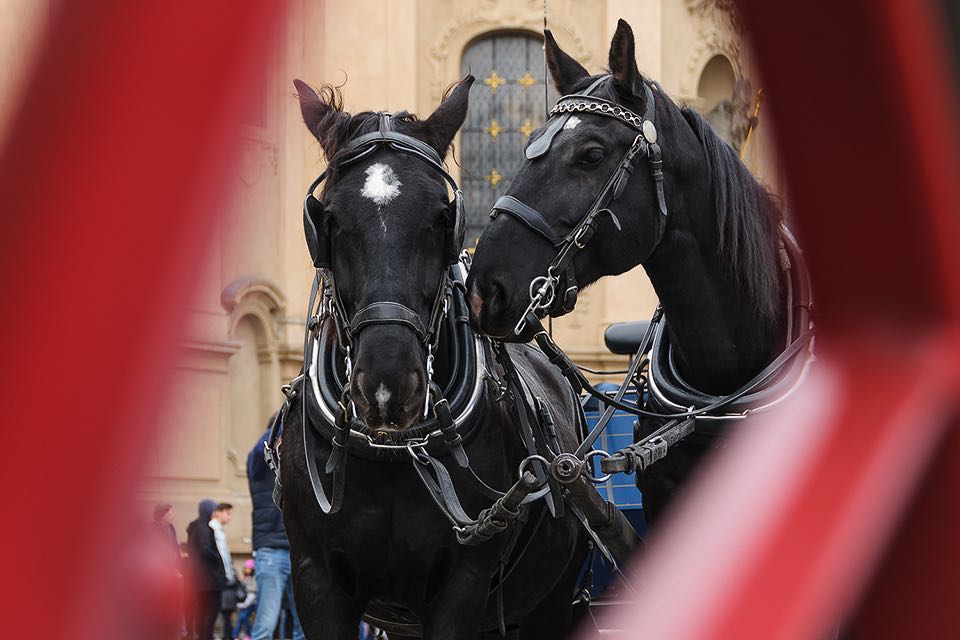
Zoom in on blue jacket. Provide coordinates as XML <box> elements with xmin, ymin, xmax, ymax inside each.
<box><xmin>247</xmin><ymin>428</ymin><xmax>289</xmax><ymax>550</ymax></box>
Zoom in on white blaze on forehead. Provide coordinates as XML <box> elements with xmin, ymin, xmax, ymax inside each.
<box><xmin>374</xmin><ymin>383</ymin><xmax>391</xmax><ymax>414</ymax></box>
<box><xmin>361</xmin><ymin>163</ymin><xmax>402</xmax><ymax>206</ymax></box>
<box><xmin>563</xmin><ymin>116</ymin><xmax>582</xmax><ymax>130</ymax></box>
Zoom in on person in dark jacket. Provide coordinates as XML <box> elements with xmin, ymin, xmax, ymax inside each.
<box><xmin>151</xmin><ymin>503</ymin><xmax>186</xmax><ymax>637</ymax></box>
<box><xmin>151</xmin><ymin>503</ymin><xmax>181</xmax><ymax>564</ymax></box>
<box><xmin>186</xmin><ymin>498</ymin><xmax>225</xmax><ymax>640</ymax></box>
<box><xmin>248</xmin><ymin>425</ymin><xmax>304</xmax><ymax>640</ymax></box>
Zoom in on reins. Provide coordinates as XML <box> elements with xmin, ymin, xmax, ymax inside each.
<box><xmin>487</xmin><ymin>72</ymin><xmax>816</xmax><ymax>480</ymax></box>
<box><xmin>522</xmin><ymin>225</ymin><xmax>815</xmax><ymax>477</ymax></box>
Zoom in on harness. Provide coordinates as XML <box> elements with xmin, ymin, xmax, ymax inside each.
<box><xmin>265</xmin><ymin>108</ymin><xmax>654</xmax><ymax>635</ymax></box>
<box><xmin>489</xmin><ymin>75</ymin><xmax>668</xmax><ymax>333</ymax></box>
<box><xmin>525</xmin><ymin>227</ymin><xmax>815</xmax><ymax>477</ymax></box>
<box><xmin>487</xmin><ymin>75</ymin><xmax>816</xmax><ymax>478</ymax></box>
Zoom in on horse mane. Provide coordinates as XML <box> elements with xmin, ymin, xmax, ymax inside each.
<box><xmin>565</xmin><ymin>74</ymin><xmax>784</xmax><ymax>320</ymax></box>
<box><xmin>303</xmin><ymin>84</ymin><xmax>452</xmax><ymax>165</ymax></box>
<box><xmin>680</xmin><ymin>107</ymin><xmax>783</xmax><ymax>321</ymax></box>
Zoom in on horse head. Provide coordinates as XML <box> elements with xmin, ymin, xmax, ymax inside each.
<box><xmin>296</xmin><ymin>76</ymin><xmax>473</xmax><ymax>431</ymax></box>
<box><xmin>467</xmin><ymin>20</ymin><xmax>706</xmax><ymax>341</ymax></box>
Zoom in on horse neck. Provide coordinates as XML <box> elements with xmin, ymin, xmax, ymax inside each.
<box><xmin>641</xmin><ymin>191</ymin><xmax>785</xmax><ymax>396</ymax></box>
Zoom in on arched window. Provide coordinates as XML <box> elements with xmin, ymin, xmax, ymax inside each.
<box><xmin>221</xmin><ymin>277</ymin><xmax>285</xmax><ymax>478</ymax></box>
<box><xmin>697</xmin><ymin>54</ymin><xmax>737</xmax><ymax>112</ymax></box>
<box><xmin>697</xmin><ymin>54</ymin><xmax>754</xmax><ymax>154</ymax></box>
<box><xmin>460</xmin><ymin>32</ymin><xmax>558</xmax><ymax>249</ymax></box>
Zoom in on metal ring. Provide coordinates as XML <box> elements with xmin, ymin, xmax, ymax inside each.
<box><xmin>583</xmin><ymin>449</ymin><xmax>612</xmax><ymax>484</ymax></box>
<box><xmin>573</xmin><ymin>224</ymin><xmax>591</xmax><ymax>249</ymax></box>
<box><xmin>518</xmin><ymin>454</ymin><xmax>550</xmax><ymax>479</ymax></box>
<box><xmin>528</xmin><ymin>275</ymin><xmax>556</xmax><ymax>311</ymax></box>
<box><xmin>406</xmin><ymin>440</ymin><xmax>431</xmax><ymax>464</ymax></box>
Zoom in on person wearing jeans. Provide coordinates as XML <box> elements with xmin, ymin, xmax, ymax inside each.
<box><xmin>251</xmin><ymin>547</ymin><xmax>303</xmax><ymax>640</ymax></box>
<box><xmin>248</xmin><ymin>426</ymin><xmax>305</xmax><ymax>640</ymax></box>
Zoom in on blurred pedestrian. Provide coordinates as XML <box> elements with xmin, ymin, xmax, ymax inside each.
<box><xmin>151</xmin><ymin>503</ymin><xmax>186</xmax><ymax>637</ymax></box>
<box><xmin>151</xmin><ymin>503</ymin><xmax>181</xmax><ymax>563</ymax></box>
<box><xmin>186</xmin><ymin>498</ymin><xmax>224</xmax><ymax>640</ymax></box>
<box><xmin>232</xmin><ymin>559</ymin><xmax>257</xmax><ymax>640</ymax></box>
<box><xmin>248</xmin><ymin>425</ymin><xmax>304</xmax><ymax>640</ymax></box>
<box><xmin>210</xmin><ymin>503</ymin><xmax>238</xmax><ymax>638</ymax></box>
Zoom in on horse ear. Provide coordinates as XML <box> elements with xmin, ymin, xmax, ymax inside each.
<box><xmin>608</xmin><ymin>19</ymin><xmax>643</xmax><ymax>96</ymax></box>
<box><xmin>545</xmin><ymin>29</ymin><xmax>588</xmax><ymax>95</ymax></box>
<box><xmin>294</xmin><ymin>78</ymin><xmax>351</xmax><ymax>158</ymax></box>
<box><xmin>423</xmin><ymin>75</ymin><xmax>475</xmax><ymax>157</ymax></box>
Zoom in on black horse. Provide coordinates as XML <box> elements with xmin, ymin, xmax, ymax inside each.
<box><xmin>278</xmin><ymin>76</ymin><xmax>588</xmax><ymax>639</ymax></box>
<box><xmin>468</xmin><ymin>20</ymin><xmax>796</xmax><ymax>527</ymax></box>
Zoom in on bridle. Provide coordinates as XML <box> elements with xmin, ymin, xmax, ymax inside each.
<box><xmin>288</xmin><ymin>113</ymin><xmax>470</xmax><ymax>514</ymax></box>
<box><xmin>302</xmin><ymin>112</ymin><xmax>465</xmax><ymax>401</ymax></box>
<box><xmin>488</xmin><ymin>75</ymin><xmax>669</xmax><ymax>335</ymax></box>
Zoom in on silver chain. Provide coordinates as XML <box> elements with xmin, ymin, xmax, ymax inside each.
<box><xmin>551</xmin><ymin>99</ymin><xmax>645</xmax><ymax>130</ymax></box>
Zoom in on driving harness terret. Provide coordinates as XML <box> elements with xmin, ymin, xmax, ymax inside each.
<box><xmin>488</xmin><ymin>75</ymin><xmax>668</xmax><ymax>334</ymax></box>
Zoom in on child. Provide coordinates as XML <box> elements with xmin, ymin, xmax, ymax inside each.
<box><xmin>232</xmin><ymin>559</ymin><xmax>257</xmax><ymax>640</ymax></box>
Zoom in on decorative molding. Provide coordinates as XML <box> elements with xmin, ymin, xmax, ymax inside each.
<box><xmin>237</xmin><ymin>137</ymin><xmax>279</xmax><ymax>186</ymax></box>
<box><xmin>175</xmin><ymin>340</ymin><xmax>242</xmax><ymax>374</ymax></box>
<box><xmin>221</xmin><ymin>277</ymin><xmax>287</xmax><ymax>345</ymax></box>
<box><xmin>226</xmin><ymin>447</ymin><xmax>247</xmax><ymax>478</ymax></box>
<box><xmin>684</xmin><ymin>0</ymin><xmax>743</xmax><ymax>34</ymax></box>
<box><xmin>178</xmin><ymin>340</ymin><xmax>243</xmax><ymax>357</ymax></box>
<box><xmin>680</xmin><ymin>0</ymin><xmax>745</xmax><ymax>100</ymax></box>
<box><xmin>427</xmin><ymin>0</ymin><xmax>592</xmax><ymax>104</ymax></box>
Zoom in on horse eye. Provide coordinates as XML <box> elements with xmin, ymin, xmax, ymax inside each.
<box><xmin>579</xmin><ymin>147</ymin><xmax>605</xmax><ymax>165</ymax></box>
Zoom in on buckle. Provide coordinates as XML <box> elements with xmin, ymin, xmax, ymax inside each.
<box><xmin>573</xmin><ymin>222</ymin><xmax>595</xmax><ymax>249</ymax></box>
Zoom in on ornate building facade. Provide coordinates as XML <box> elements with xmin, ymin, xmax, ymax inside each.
<box><xmin>0</xmin><ymin>0</ymin><xmax>780</xmax><ymax>555</ymax></box>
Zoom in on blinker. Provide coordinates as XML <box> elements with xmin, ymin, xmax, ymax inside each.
<box><xmin>525</xmin><ymin>113</ymin><xmax>571</xmax><ymax>160</ymax></box>
<box><xmin>304</xmin><ymin>192</ymin><xmax>326</xmax><ymax>268</ymax></box>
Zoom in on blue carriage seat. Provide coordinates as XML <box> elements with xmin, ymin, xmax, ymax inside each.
<box><xmin>604</xmin><ymin>321</ymin><xmax>652</xmax><ymax>355</ymax></box>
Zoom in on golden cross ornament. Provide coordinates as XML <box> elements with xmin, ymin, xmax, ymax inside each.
<box><xmin>483</xmin><ymin>70</ymin><xmax>506</xmax><ymax>93</ymax></box>
<box><xmin>484</xmin><ymin>119</ymin><xmax>504</xmax><ymax>141</ymax></box>
<box><xmin>485</xmin><ymin>168</ymin><xmax>502</xmax><ymax>187</ymax></box>
<box><xmin>519</xmin><ymin>118</ymin><xmax>535</xmax><ymax>139</ymax></box>
<box><xmin>516</xmin><ymin>72</ymin><xmax>537</xmax><ymax>89</ymax></box>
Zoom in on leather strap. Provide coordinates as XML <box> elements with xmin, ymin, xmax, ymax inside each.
<box><xmin>344</xmin><ymin>130</ymin><xmax>442</xmax><ymax>166</ymax></box>
<box><xmin>490</xmin><ymin>195</ymin><xmax>563</xmax><ymax>246</ymax></box>
<box><xmin>303</xmin><ymin>397</ymin><xmax>346</xmax><ymax>514</ymax></box>
<box><xmin>349</xmin><ymin>301</ymin><xmax>428</xmax><ymax>341</ymax></box>
<box><xmin>301</xmin><ymin>270</ymin><xmax>347</xmax><ymax>514</ymax></box>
